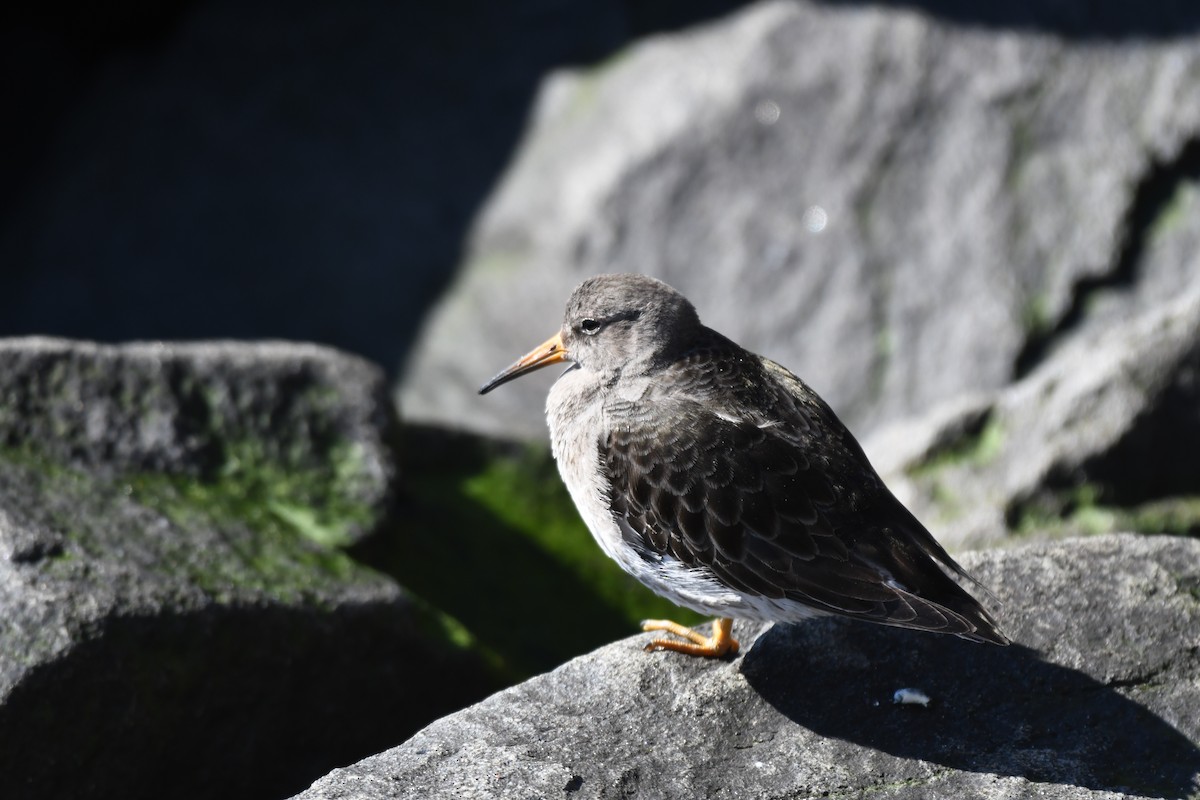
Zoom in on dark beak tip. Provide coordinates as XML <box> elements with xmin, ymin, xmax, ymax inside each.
<box><xmin>478</xmin><ymin>368</ymin><xmax>517</xmax><ymax>396</ymax></box>
<box><xmin>477</xmin><ymin>332</ymin><xmax>566</xmax><ymax>398</ymax></box>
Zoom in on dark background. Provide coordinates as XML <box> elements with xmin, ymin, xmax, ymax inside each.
<box><xmin>0</xmin><ymin>0</ymin><xmax>756</xmax><ymax>377</ymax></box>
<box><xmin>5</xmin><ymin>0</ymin><xmax>1198</xmax><ymax>380</ymax></box>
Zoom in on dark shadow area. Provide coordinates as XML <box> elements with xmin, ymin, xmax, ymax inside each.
<box><xmin>818</xmin><ymin>0</ymin><xmax>1200</xmax><ymax>38</ymax></box>
<box><xmin>352</xmin><ymin>476</ymin><xmax>637</xmax><ymax>679</ymax></box>
<box><xmin>0</xmin><ymin>2</ymin><xmax>199</xmax><ymax>224</ymax></box>
<box><xmin>1077</xmin><ymin>339</ymin><xmax>1200</xmax><ymax>505</ymax></box>
<box><xmin>0</xmin><ymin>0</ymin><xmax>754</xmax><ymax>374</ymax></box>
<box><xmin>349</xmin><ymin>424</ymin><xmax>699</xmax><ymax>678</ymax></box>
<box><xmin>741</xmin><ymin>621</ymin><xmax>1200</xmax><ymax>798</ymax></box>
<box><xmin>1005</xmin><ymin>338</ymin><xmax>1200</xmax><ymax>534</ymax></box>
<box><xmin>0</xmin><ymin>602</ymin><xmax>502</xmax><ymax>800</ymax></box>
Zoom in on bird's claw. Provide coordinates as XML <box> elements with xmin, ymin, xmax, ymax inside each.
<box><xmin>640</xmin><ymin>617</ymin><xmax>739</xmax><ymax>658</ymax></box>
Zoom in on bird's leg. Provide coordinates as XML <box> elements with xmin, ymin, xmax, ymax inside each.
<box><xmin>640</xmin><ymin>617</ymin><xmax>739</xmax><ymax>657</ymax></box>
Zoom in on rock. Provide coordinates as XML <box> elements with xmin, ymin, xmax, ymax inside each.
<box><xmin>868</xmin><ymin>283</ymin><xmax>1200</xmax><ymax>549</ymax></box>
<box><xmin>0</xmin><ymin>339</ymin><xmax>496</xmax><ymax>800</ymax></box>
<box><xmin>400</xmin><ymin>0</ymin><xmax>1200</xmax><ymax>441</ymax></box>
<box><xmin>0</xmin><ymin>338</ymin><xmax>394</xmax><ymax>546</ymax></box>
<box><xmin>294</xmin><ymin>534</ymin><xmax>1200</xmax><ymax>800</ymax></box>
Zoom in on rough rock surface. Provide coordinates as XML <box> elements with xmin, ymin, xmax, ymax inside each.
<box><xmin>0</xmin><ymin>338</ymin><xmax>394</xmax><ymax>541</ymax></box>
<box><xmin>400</xmin><ymin>0</ymin><xmax>1200</xmax><ymax>442</ymax></box>
<box><xmin>0</xmin><ymin>339</ymin><xmax>494</xmax><ymax>800</ymax></box>
<box><xmin>868</xmin><ymin>283</ymin><xmax>1200</xmax><ymax>549</ymax></box>
<box><xmin>295</xmin><ymin>534</ymin><xmax>1200</xmax><ymax>800</ymax></box>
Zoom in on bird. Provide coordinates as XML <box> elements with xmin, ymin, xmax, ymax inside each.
<box><xmin>478</xmin><ymin>273</ymin><xmax>1008</xmax><ymax>657</ymax></box>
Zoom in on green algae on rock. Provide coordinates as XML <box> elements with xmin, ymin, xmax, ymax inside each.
<box><xmin>0</xmin><ymin>339</ymin><xmax>497</xmax><ymax>800</ymax></box>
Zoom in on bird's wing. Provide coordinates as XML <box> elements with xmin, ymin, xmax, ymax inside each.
<box><xmin>600</xmin><ymin>393</ymin><xmax>1006</xmax><ymax>642</ymax></box>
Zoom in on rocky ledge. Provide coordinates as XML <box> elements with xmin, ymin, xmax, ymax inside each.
<box><xmin>296</xmin><ymin>534</ymin><xmax>1200</xmax><ymax>800</ymax></box>
<box><xmin>0</xmin><ymin>339</ymin><xmax>496</xmax><ymax>800</ymax></box>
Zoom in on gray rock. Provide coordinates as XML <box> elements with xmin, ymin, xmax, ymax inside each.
<box><xmin>0</xmin><ymin>338</ymin><xmax>394</xmax><ymax>541</ymax></box>
<box><xmin>0</xmin><ymin>339</ymin><xmax>494</xmax><ymax>800</ymax></box>
<box><xmin>294</xmin><ymin>534</ymin><xmax>1200</xmax><ymax>800</ymax></box>
<box><xmin>866</xmin><ymin>282</ymin><xmax>1200</xmax><ymax>549</ymax></box>
<box><xmin>400</xmin><ymin>0</ymin><xmax>1200</xmax><ymax>442</ymax></box>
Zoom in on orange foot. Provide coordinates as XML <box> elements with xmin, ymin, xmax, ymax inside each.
<box><xmin>640</xmin><ymin>617</ymin><xmax>739</xmax><ymax>658</ymax></box>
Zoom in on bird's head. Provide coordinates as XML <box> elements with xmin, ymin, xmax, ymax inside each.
<box><xmin>479</xmin><ymin>273</ymin><xmax>700</xmax><ymax>395</ymax></box>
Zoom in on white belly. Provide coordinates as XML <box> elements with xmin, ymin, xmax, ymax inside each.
<box><xmin>545</xmin><ymin>370</ymin><xmax>820</xmax><ymax>622</ymax></box>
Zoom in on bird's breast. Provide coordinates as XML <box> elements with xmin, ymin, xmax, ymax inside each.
<box><xmin>546</xmin><ymin>371</ymin><xmax>630</xmax><ymax>565</ymax></box>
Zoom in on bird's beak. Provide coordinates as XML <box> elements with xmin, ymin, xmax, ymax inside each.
<box><xmin>478</xmin><ymin>332</ymin><xmax>569</xmax><ymax>395</ymax></box>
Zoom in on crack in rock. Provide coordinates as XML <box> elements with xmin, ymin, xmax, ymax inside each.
<box><xmin>1014</xmin><ymin>136</ymin><xmax>1200</xmax><ymax>378</ymax></box>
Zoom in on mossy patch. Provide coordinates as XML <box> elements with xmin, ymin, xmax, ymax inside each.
<box><xmin>1149</xmin><ymin>179</ymin><xmax>1200</xmax><ymax>243</ymax></box>
<box><xmin>470</xmin><ymin>250</ymin><xmax>526</xmax><ymax>278</ymax></box>
<box><xmin>124</xmin><ymin>468</ymin><xmax>367</xmax><ymax>602</ymax></box>
<box><xmin>126</xmin><ymin>433</ymin><xmax>383</xmax><ymax>601</ymax></box>
<box><xmin>355</xmin><ymin>426</ymin><xmax>702</xmax><ymax>678</ymax></box>
<box><xmin>1010</xmin><ymin>483</ymin><xmax>1200</xmax><ymax>540</ymax></box>
<box><xmin>464</xmin><ymin>445</ymin><xmax>704</xmax><ymax>626</ymax></box>
<box><xmin>922</xmin><ymin>478</ymin><xmax>964</xmax><ymax>524</ymax></box>
<box><xmin>907</xmin><ymin>412</ymin><xmax>1005</xmax><ymax>478</ymax></box>
<box><xmin>866</xmin><ymin>326</ymin><xmax>894</xmax><ymax>403</ymax></box>
<box><xmin>212</xmin><ymin>439</ymin><xmax>376</xmax><ymax>549</ymax></box>
<box><xmin>1124</xmin><ymin>496</ymin><xmax>1200</xmax><ymax>536</ymax></box>
<box><xmin>1020</xmin><ymin>293</ymin><xmax>1052</xmax><ymax>339</ymax></box>
<box><xmin>559</xmin><ymin>46</ymin><xmax>634</xmax><ymax>120</ymax></box>
<box><xmin>0</xmin><ymin>439</ymin><xmax>384</xmax><ymax>606</ymax></box>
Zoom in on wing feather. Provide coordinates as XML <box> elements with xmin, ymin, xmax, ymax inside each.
<box><xmin>600</xmin><ymin>348</ymin><xmax>1008</xmax><ymax>644</ymax></box>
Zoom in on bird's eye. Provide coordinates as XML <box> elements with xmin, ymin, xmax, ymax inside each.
<box><xmin>579</xmin><ymin>318</ymin><xmax>602</xmax><ymax>335</ymax></box>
